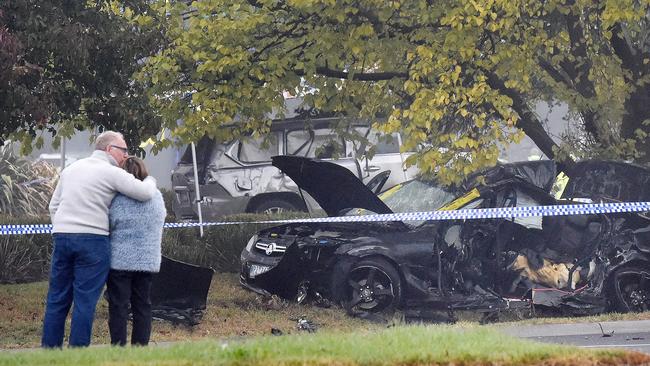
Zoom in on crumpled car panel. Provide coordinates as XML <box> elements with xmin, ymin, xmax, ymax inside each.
<box><xmin>240</xmin><ymin>159</ymin><xmax>650</xmax><ymax>318</ymax></box>
<box><xmin>150</xmin><ymin>256</ymin><xmax>214</xmax><ymax>325</ymax></box>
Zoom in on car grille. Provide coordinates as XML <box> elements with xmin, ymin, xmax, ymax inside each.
<box><xmin>255</xmin><ymin>242</ymin><xmax>288</xmax><ymax>256</ymax></box>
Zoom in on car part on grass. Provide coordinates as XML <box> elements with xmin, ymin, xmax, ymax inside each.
<box><xmin>240</xmin><ymin>157</ymin><xmax>650</xmax><ymax>318</ymax></box>
<box><xmin>150</xmin><ymin>256</ymin><xmax>214</xmax><ymax>325</ymax></box>
<box><xmin>295</xmin><ymin>317</ymin><xmax>318</xmax><ymax>332</ymax></box>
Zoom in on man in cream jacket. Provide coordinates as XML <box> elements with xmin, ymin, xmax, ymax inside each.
<box><xmin>42</xmin><ymin>131</ymin><xmax>157</xmax><ymax>348</ymax></box>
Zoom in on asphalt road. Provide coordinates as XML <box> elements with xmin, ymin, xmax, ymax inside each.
<box><xmin>498</xmin><ymin>320</ymin><xmax>650</xmax><ymax>354</ymax></box>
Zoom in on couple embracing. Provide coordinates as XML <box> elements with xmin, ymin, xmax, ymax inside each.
<box><xmin>42</xmin><ymin>131</ymin><xmax>166</xmax><ymax>348</ymax></box>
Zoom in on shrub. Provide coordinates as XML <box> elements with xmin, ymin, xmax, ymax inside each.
<box><xmin>0</xmin><ymin>235</ymin><xmax>51</xmax><ymax>284</ymax></box>
<box><xmin>0</xmin><ymin>211</ymin><xmax>315</xmax><ymax>283</ymax></box>
<box><xmin>162</xmin><ymin>212</ymin><xmax>313</xmax><ymax>272</ymax></box>
<box><xmin>0</xmin><ymin>215</ymin><xmax>52</xmax><ymax>284</ymax></box>
<box><xmin>0</xmin><ymin>145</ymin><xmax>58</xmax><ymax>217</ymax></box>
<box><xmin>159</xmin><ymin>188</ymin><xmax>177</xmax><ymax>222</ymax></box>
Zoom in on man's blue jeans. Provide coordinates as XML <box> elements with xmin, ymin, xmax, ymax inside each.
<box><xmin>41</xmin><ymin>233</ymin><xmax>110</xmax><ymax>348</ymax></box>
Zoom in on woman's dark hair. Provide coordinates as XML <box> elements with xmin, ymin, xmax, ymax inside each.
<box><xmin>123</xmin><ymin>157</ymin><xmax>149</xmax><ymax>181</ymax></box>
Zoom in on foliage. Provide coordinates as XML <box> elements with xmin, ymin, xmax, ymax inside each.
<box><xmin>142</xmin><ymin>0</ymin><xmax>650</xmax><ymax>183</ymax></box>
<box><xmin>0</xmin><ymin>235</ymin><xmax>51</xmax><ymax>284</ymax></box>
<box><xmin>0</xmin><ymin>212</ymin><xmax>310</xmax><ymax>284</ymax></box>
<box><xmin>0</xmin><ymin>145</ymin><xmax>57</xmax><ymax>217</ymax></box>
<box><xmin>0</xmin><ymin>215</ymin><xmax>52</xmax><ymax>284</ymax></box>
<box><xmin>159</xmin><ymin>188</ymin><xmax>177</xmax><ymax>222</ymax></box>
<box><xmin>162</xmin><ymin>212</ymin><xmax>312</xmax><ymax>272</ymax></box>
<box><xmin>0</xmin><ymin>1</ymin><xmax>165</xmax><ymax>155</ymax></box>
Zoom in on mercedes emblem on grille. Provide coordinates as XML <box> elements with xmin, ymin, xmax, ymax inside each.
<box><xmin>265</xmin><ymin>243</ymin><xmax>276</xmax><ymax>256</ymax></box>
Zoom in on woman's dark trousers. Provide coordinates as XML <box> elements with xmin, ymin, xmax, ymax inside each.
<box><xmin>107</xmin><ymin>270</ymin><xmax>153</xmax><ymax>346</ymax></box>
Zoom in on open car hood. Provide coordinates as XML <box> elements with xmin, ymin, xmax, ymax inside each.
<box><xmin>272</xmin><ymin>156</ymin><xmax>393</xmax><ymax>217</ymax></box>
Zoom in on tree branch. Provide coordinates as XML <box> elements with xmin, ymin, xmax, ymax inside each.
<box><xmin>484</xmin><ymin>70</ymin><xmax>574</xmax><ymax>171</ymax></box>
<box><xmin>610</xmin><ymin>23</ymin><xmax>641</xmax><ymax>78</ymax></box>
<box><xmin>293</xmin><ymin>66</ymin><xmax>408</xmax><ymax>81</ymax></box>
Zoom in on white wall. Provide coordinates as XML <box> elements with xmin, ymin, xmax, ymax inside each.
<box><xmin>18</xmin><ymin>130</ymin><xmax>182</xmax><ymax>190</ymax></box>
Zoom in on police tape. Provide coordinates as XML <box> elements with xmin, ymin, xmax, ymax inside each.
<box><xmin>2</xmin><ymin>201</ymin><xmax>650</xmax><ymax>236</ymax></box>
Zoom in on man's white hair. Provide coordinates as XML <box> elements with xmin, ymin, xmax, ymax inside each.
<box><xmin>95</xmin><ymin>131</ymin><xmax>124</xmax><ymax>150</ymax></box>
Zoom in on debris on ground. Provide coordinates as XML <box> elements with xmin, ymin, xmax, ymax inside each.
<box><xmin>294</xmin><ymin>317</ymin><xmax>318</xmax><ymax>333</ymax></box>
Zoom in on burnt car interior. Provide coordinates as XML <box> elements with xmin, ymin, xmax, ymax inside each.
<box><xmin>240</xmin><ymin>157</ymin><xmax>650</xmax><ymax>321</ymax></box>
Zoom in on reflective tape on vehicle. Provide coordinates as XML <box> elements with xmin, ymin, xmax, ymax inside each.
<box><xmin>2</xmin><ymin>201</ymin><xmax>650</xmax><ymax>235</ymax></box>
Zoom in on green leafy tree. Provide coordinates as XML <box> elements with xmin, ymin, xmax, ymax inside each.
<box><xmin>0</xmin><ymin>1</ymin><xmax>165</xmax><ymax>154</ymax></box>
<box><xmin>141</xmin><ymin>0</ymin><xmax>650</xmax><ymax>183</ymax></box>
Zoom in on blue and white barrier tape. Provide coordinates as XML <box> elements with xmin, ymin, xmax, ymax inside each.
<box><xmin>2</xmin><ymin>201</ymin><xmax>650</xmax><ymax>236</ymax></box>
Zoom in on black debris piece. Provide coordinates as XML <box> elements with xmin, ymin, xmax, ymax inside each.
<box><xmin>150</xmin><ymin>256</ymin><xmax>214</xmax><ymax>325</ymax></box>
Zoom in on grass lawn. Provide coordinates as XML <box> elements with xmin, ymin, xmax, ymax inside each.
<box><xmin>3</xmin><ymin>272</ymin><xmax>650</xmax><ymax>365</ymax></box>
<box><xmin>1</xmin><ymin>325</ymin><xmax>649</xmax><ymax>366</ymax></box>
<box><xmin>0</xmin><ymin>273</ymin><xmax>378</xmax><ymax>348</ymax></box>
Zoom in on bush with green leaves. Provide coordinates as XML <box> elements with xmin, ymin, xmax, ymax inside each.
<box><xmin>0</xmin><ymin>145</ymin><xmax>58</xmax><ymax>217</ymax></box>
<box><xmin>0</xmin><ymin>212</ymin><xmax>313</xmax><ymax>283</ymax></box>
<box><xmin>162</xmin><ymin>212</ymin><xmax>313</xmax><ymax>272</ymax></box>
<box><xmin>0</xmin><ymin>215</ymin><xmax>52</xmax><ymax>284</ymax></box>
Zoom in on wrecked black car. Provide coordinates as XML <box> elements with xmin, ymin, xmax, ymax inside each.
<box><xmin>240</xmin><ymin>156</ymin><xmax>650</xmax><ymax>317</ymax></box>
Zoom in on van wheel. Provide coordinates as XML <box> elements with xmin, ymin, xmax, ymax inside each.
<box><xmin>251</xmin><ymin>199</ymin><xmax>301</xmax><ymax>214</ymax></box>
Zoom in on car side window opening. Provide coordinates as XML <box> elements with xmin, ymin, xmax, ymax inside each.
<box><xmin>311</xmin><ymin>129</ymin><xmax>343</xmax><ymax>158</ymax></box>
<box><xmin>368</xmin><ymin>131</ymin><xmax>400</xmax><ymax>154</ymax></box>
<box><xmin>287</xmin><ymin>128</ymin><xmax>342</xmax><ymax>158</ymax></box>
<box><xmin>237</xmin><ymin>134</ymin><xmax>279</xmax><ymax>163</ymax></box>
<box><xmin>353</xmin><ymin>126</ymin><xmax>401</xmax><ymax>155</ymax></box>
<box><xmin>286</xmin><ymin>129</ymin><xmax>312</xmax><ymax>156</ymax></box>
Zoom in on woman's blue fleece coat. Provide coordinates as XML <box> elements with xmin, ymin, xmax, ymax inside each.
<box><xmin>109</xmin><ymin>190</ymin><xmax>166</xmax><ymax>272</ymax></box>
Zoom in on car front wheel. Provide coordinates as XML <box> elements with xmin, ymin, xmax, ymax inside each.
<box><xmin>343</xmin><ymin>258</ymin><xmax>401</xmax><ymax>315</ymax></box>
<box><xmin>608</xmin><ymin>265</ymin><xmax>650</xmax><ymax>313</ymax></box>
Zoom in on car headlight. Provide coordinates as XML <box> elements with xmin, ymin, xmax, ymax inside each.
<box><xmin>245</xmin><ymin>234</ymin><xmax>258</xmax><ymax>252</ymax></box>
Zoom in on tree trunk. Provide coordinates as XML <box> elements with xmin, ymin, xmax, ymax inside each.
<box><xmin>621</xmin><ymin>86</ymin><xmax>650</xmax><ymax>165</ymax></box>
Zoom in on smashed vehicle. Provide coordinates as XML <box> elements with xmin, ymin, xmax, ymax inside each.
<box><xmin>240</xmin><ymin>156</ymin><xmax>650</xmax><ymax>318</ymax></box>
<box><xmin>171</xmin><ymin>117</ymin><xmax>417</xmax><ymax>220</ymax></box>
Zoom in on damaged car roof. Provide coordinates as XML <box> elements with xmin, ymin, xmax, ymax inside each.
<box><xmin>464</xmin><ymin>160</ymin><xmax>557</xmax><ymax>192</ymax></box>
<box><xmin>561</xmin><ymin>160</ymin><xmax>650</xmax><ymax>202</ymax></box>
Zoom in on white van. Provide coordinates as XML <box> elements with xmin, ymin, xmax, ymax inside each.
<box><xmin>171</xmin><ymin>117</ymin><xmax>417</xmax><ymax>219</ymax></box>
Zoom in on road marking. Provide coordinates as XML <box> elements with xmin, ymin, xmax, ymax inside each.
<box><xmin>580</xmin><ymin>343</ymin><xmax>650</xmax><ymax>348</ymax></box>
